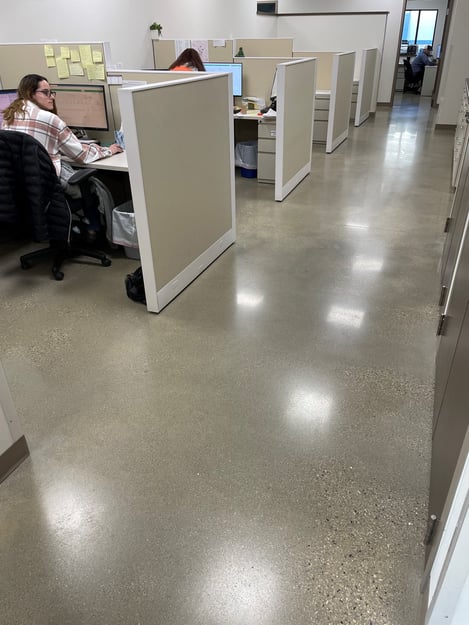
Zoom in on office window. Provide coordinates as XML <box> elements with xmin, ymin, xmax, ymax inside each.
<box><xmin>402</xmin><ymin>10</ymin><xmax>438</xmax><ymax>46</ymax></box>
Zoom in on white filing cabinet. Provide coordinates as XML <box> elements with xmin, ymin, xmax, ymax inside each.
<box><xmin>257</xmin><ymin>118</ymin><xmax>276</xmax><ymax>184</ymax></box>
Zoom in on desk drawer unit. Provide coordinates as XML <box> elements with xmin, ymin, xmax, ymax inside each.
<box><xmin>258</xmin><ymin>120</ymin><xmax>276</xmax><ymax>184</ymax></box>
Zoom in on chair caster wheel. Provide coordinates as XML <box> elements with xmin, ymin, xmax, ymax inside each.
<box><xmin>53</xmin><ymin>270</ymin><xmax>64</xmax><ymax>281</ymax></box>
<box><xmin>102</xmin><ymin>258</ymin><xmax>112</xmax><ymax>267</ymax></box>
<box><xmin>21</xmin><ymin>260</ymin><xmax>32</xmax><ymax>270</ymax></box>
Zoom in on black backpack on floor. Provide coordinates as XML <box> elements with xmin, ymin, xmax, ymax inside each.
<box><xmin>125</xmin><ymin>266</ymin><xmax>146</xmax><ymax>304</ymax></box>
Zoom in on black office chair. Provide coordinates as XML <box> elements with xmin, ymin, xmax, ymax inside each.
<box><xmin>403</xmin><ymin>58</ymin><xmax>421</xmax><ymax>94</ymax></box>
<box><xmin>0</xmin><ymin>130</ymin><xmax>111</xmax><ymax>280</ymax></box>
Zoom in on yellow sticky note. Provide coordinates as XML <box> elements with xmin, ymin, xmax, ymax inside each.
<box><xmin>69</xmin><ymin>63</ymin><xmax>84</xmax><ymax>76</ymax></box>
<box><xmin>56</xmin><ymin>57</ymin><xmax>70</xmax><ymax>79</ymax></box>
<box><xmin>46</xmin><ymin>57</ymin><xmax>56</xmax><ymax>68</ymax></box>
<box><xmin>70</xmin><ymin>49</ymin><xmax>80</xmax><ymax>63</ymax></box>
<box><xmin>93</xmin><ymin>64</ymin><xmax>105</xmax><ymax>80</ymax></box>
<box><xmin>44</xmin><ymin>45</ymin><xmax>54</xmax><ymax>57</ymax></box>
<box><xmin>92</xmin><ymin>50</ymin><xmax>103</xmax><ymax>63</ymax></box>
<box><xmin>79</xmin><ymin>45</ymin><xmax>93</xmax><ymax>66</ymax></box>
<box><xmin>60</xmin><ymin>46</ymin><xmax>71</xmax><ymax>59</ymax></box>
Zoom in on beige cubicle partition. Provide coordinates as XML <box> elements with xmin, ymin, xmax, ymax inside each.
<box><xmin>108</xmin><ymin>70</ymin><xmax>184</xmax><ymax>130</ymax></box>
<box><xmin>118</xmin><ymin>74</ymin><xmax>235</xmax><ymax>313</ymax></box>
<box><xmin>234</xmin><ymin>38</ymin><xmax>293</xmax><ymax>58</ymax></box>
<box><xmin>354</xmin><ymin>48</ymin><xmax>378</xmax><ymax>127</ymax></box>
<box><xmin>0</xmin><ymin>41</ymin><xmax>116</xmax><ymax>142</ymax></box>
<box><xmin>152</xmin><ymin>39</ymin><xmax>234</xmax><ymax>69</ymax></box>
<box><xmin>293</xmin><ymin>51</ymin><xmax>339</xmax><ymax>90</ymax></box>
<box><xmin>327</xmin><ymin>52</ymin><xmax>355</xmax><ymax>153</ymax></box>
<box><xmin>238</xmin><ymin>57</ymin><xmax>292</xmax><ymax>106</ymax></box>
<box><xmin>275</xmin><ymin>59</ymin><xmax>316</xmax><ymax>201</ymax></box>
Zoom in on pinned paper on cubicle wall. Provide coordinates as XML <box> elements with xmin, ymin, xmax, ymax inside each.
<box><xmin>44</xmin><ymin>45</ymin><xmax>54</xmax><ymax>57</ymax></box>
<box><xmin>85</xmin><ymin>64</ymin><xmax>105</xmax><ymax>81</ymax></box>
<box><xmin>212</xmin><ymin>39</ymin><xmax>226</xmax><ymax>48</ymax></box>
<box><xmin>56</xmin><ymin>58</ymin><xmax>70</xmax><ymax>79</ymax></box>
<box><xmin>60</xmin><ymin>46</ymin><xmax>71</xmax><ymax>59</ymax></box>
<box><xmin>70</xmin><ymin>49</ymin><xmax>80</xmax><ymax>63</ymax></box>
<box><xmin>69</xmin><ymin>63</ymin><xmax>84</xmax><ymax>76</ymax></box>
<box><xmin>46</xmin><ymin>57</ymin><xmax>56</xmax><ymax>68</ymax></box>
<box><xmin>92</xmin><ymin>50</ymin><xmax>103</xmax><ymax>64</ymax></box>
<box><xmin>175</xmin><ymin>39</ymin><xmax>191</xmax><ymax>58</ymax></box>
<box><xmin>79</xmin><ymin>45</ymin><xmax>93</xmax><ymax>66</ymax></box>
<box><xmin>190</xmin><ymin>39</ymin><xmax>209</xmax><ymax>62</ymax></box>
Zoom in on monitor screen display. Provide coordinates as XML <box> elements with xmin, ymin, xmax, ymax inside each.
<box><xmin>0</xmin><ymin>90</ymin><xmax>17</xmax><ymax>127</ymax></box>
<box><xmin>204</xmin><ymin>63</ymin><xmax>243</xmax><ymax>97</ymax></box>
<box><xmin>51</xmin><ymin>84</ymin><xmax>109</xmax><ymax>131</ymax></box>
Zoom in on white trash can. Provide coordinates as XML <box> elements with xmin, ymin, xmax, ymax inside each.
<box><xmin>112</xmin><ymin>201</ymin><xmax>140</xmax><ymax>259</ymax></box>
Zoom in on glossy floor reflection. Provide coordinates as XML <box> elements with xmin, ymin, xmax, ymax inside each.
<box><xmin>0</xmin><ymin>95</ymin><xmax>454</xmax><ymax>625</ymax></box>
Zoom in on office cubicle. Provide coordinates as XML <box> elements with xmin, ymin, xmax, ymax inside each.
<box><xmin>118</xmin><ymin>73</ymin><xmax>235</xmax><ymax>313</ymax></box>
<box><xmin>237</xmin><ymin>57</ymin><xmax>293</xmax><ymax>106</ymax></box>
<box><xmin>354</xmin><ymin>48</ymin><xmax>379</xmax><ymax>126</ymax></box>
<box><xmin>0</xmin><ymin>41</ymin><xmax>116</xmax><ymax>143</ymax></box>
<box><xmin>152</xmin><ymin>39</ymin><xmax>234</xmax><ymax>69</ymax></box>
<box><xmin>293</xmin><ymin>50</ymin><xmax>355</xmax><ymax>153</ymax></box>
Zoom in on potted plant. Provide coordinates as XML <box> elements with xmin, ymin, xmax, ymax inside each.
<box><xmin>149</xmin><ymin>22</ymin><xmax>163</xmax><ymax>39</ymax></box>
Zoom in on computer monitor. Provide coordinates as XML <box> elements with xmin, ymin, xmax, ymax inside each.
<box><xmin>51</xmin><ymin>83</ymin><xmax>109</xmax><ymax>132</ymax></box>
<box><xmin>0</xmin><ymin>89</ymin><xmax>17</xmax><ymax>127</ymax></box>
<box><xmin>204</xmin><ymin>63</ymin><xmax>243</xmax><ymax>97</ymax></box>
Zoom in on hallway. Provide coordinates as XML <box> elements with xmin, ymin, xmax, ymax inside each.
<box><xmin>0</xmin><ymin>96</ymin><xmax>455</xmax><ymax>625</ymax></box>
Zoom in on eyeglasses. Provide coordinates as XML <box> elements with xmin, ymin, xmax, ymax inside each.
<box><xmin>35</xmin><ymin>89</ymin><xmax>56</xmax><ymax>97</ymax></box>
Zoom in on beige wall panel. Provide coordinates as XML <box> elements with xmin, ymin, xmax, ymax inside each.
<box><xmin>240</xmin><ymin>57</ymin><xmax>292</xmax><ymax>105</ymax></box>
<box><xmin>152</xmin><ymin>40</ymin><xmax>233</xmax><ymax>69</ymax></box>
<box><xmin>131</xmin><ymin>77</ymin><xmax>232</xmax><ymax>287</ymax></box>
<box><xmin>329</xmin><ymin>52</ymin><xmax>355</xmax><ymax>152</ymax></box>
<box><xmin>293</xmin><ymin>51</ymin><xmax>339</xmax><ymax>90</ymax></box>
<box><xmin>235</xmin><ymin>38</ymin><xmax>293</xmax><ymax>58</ymax></box>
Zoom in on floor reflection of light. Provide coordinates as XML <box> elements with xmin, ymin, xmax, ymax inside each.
<box><xmin>345</xmin><ymin>222</ymin><xmax>369</xmax><ymax>230</ymax></box>
<box><xmin>327</xmin><ymin>305</ymin><xmax>365</xmax><ymax>328</ymax></box>
<box><xmin>237</xmin><ymin>290</ymin><xmax>264</xmax><ymax>308</ymax></box>
<box><xmin>352</xmin><ymin>255</ymin><xmax>384</xmax><ymax>273</ymax></box>
<box><xmin>201</xmin><ymin>549</ymin><xmax>278</xmax><ymax>625</ymax></box>
<box><xmin>287</xmin><ymin>388</ymin><xmax>332</xmax><ymax>423</ymax></box>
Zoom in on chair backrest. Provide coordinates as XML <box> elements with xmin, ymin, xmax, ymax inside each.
<box><xmin>403</xmin><ymin>59</ymin><xmax>414</xmax><ymax>80</ymax></box>
<box><xmin>0</xmin><ymin>130</ymin><xmax>71</xmax><ymax>242</ymax></box>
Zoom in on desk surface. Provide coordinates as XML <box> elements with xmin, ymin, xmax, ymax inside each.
<box><xmin>88</xmin><ymin>152</ymin><xmax>128</xmax><ymax>172</ymax></box>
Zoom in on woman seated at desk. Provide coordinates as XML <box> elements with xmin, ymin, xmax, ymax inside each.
<box><xmin>168</xmin><ymin>48</ymin><xmax>206</xmax><ymax>72</ymax></box>
<box><xmin>1</xmin><ymin>74</ymin><xmax>123</xmax><ymax>239</ymax></box>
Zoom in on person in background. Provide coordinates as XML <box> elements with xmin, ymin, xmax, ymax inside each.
<box><xmin>411</xmin><ymin>45</ymin><xmax>436</xmax><ymax>83</ymax></box>
<box><xmin>2</xmin><ymin>74</ymin><xmax>123</xmax><ymax>239</ymax></box>
<box><xmin>168</xmin><ymin>48</ymin><xmax>206</xmax><ymax>72</ymax></box>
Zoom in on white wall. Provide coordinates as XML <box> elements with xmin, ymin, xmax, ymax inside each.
<box><xmin>436</xmin><ymin>0</ymin><xmax>469</xmax><ymax>125</ymax></box>
<box><xmin>0</xmin><ymin>363</ymin><xmax>23</xmax><ymax>457</ymax></box>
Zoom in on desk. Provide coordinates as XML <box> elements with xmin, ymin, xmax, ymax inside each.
<box><xmin>70</xmin><ymin>152</ymin><xmax>129</xmax><ymax>172</ymax></box>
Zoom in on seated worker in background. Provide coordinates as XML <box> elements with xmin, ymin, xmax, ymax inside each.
<box><xmin>168</xmin><ymin>48</ymin><xmax>206</xmax><ymax>72</ymax></box>
<box><xmin>411</xmin><ymin>45</ymin><xmax>436</xmax><ymax>83</ymax></box>
<box><xmin>2</xmin><ymin>74</ymin><xmax>123</xmax><ymax>239</ymax></box>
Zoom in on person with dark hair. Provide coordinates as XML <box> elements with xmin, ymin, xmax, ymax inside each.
<box><xmin>411</xmin><ymin>45</ymin><xmax>436</xmax><ymax>83</ymax></box>
<box><xmin>2</xmin><ymin>74</ymin><xmax>122</xmax><ymax>238</ymax></box>
<box><xmin>168</xmin><ymin>48</ymin><xmax>206</xmax><ymax>72</ymax></box>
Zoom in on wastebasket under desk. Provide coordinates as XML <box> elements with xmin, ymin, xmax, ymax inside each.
<box><xmin>257</xmin><ymin>118</ymin><xmax>276</xmax><ymax>184</ymax></box>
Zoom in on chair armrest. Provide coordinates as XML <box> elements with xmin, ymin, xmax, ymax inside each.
<box><xmin>68</xmin><ymin>168</ymin><xmax>98</xmax><ymax>185</ymax></box>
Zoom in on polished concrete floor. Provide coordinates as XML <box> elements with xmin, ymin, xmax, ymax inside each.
<box><xmin>0</xmin><ymin>95</ymin><xmax>455</xmax><ymax>625</ymax></box>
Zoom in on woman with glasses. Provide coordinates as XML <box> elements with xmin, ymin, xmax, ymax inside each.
<box><xmin>2</xmin><ymin>74</ymin><xmax>122</xmax><ymax>238</ymax></box>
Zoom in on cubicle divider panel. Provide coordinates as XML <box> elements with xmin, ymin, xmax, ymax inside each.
<box><xmin>152</xmin><ymin>40</ymin><xmax>234</xmax><ymax>69</ymax></box>
<box><xmin>275</xmin><ymin>59</ymin><xmax>316</xmax><ymax>202</ymax></box>
<box><xmin>118</xmin><ymin>74</ymin><xmax>235</xmax><ymax>313</ymax></box>
<box><xmin>234</xmin><ymin>39</ymin><xmax>293</xmax><ymax>58</ymax></box>
<box><xmin>326</xmin><ymin>52</ymin><xmax>355</xmax><ymax>154</ymax></box>
<box><xmin>355</xmin><ymin>48</ymin><xmax>378</xmax><ymax>127</ymax></box>
<box><xmin>240</xmin><ymin>57</ymin><xmax>292</xmax><ymax>106</ymax></box>
<box><xmin>108</xmin><ymin>70</ymin><xmax>183</xmax><ymax>130</ymax></box>
<box><xmin>293</xmin><ymin>52</ymin><xmax>339</xmax><ymax>91</ymax></box>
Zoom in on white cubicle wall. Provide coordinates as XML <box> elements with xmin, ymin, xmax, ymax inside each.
<box><xmin>118</xmin><ymin>74</ymin><xmax>236</xmax><ymax>313</ymax></box>
<box><xmin>327</xmin><ymin>52</ymin><xmax>355</xmax><ymax>154</ymax></box>
<box><xmin>275</xmin><ymin>58</ymin><xmax>316</xmax><ymax>201</ymax></box>
<box><xmin>354</xmin><ymin>48</ymin><xmax>378</xmax><ymax>127</ymax></box>
<box><xmin>0</xmin><ymin>362</ymin><xmax>28</xmax><ymax>483</ymax></box>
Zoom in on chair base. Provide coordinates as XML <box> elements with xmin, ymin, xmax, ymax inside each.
<box><xmin>20</xmin><ymin>242</ymin><xmax>112</xmax><ymax>281</ymax></box>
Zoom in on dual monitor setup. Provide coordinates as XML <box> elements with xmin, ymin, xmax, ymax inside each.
<box><xmin>0</xmin><ymin>84</ymin><xmax>109</xmax><ymax>136</ymax></box>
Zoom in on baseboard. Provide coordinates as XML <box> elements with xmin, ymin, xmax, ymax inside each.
<box><xmin>0</xmin><ymin>435</ymin><xmax>29</xmax><ymax>483</ymax></box>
